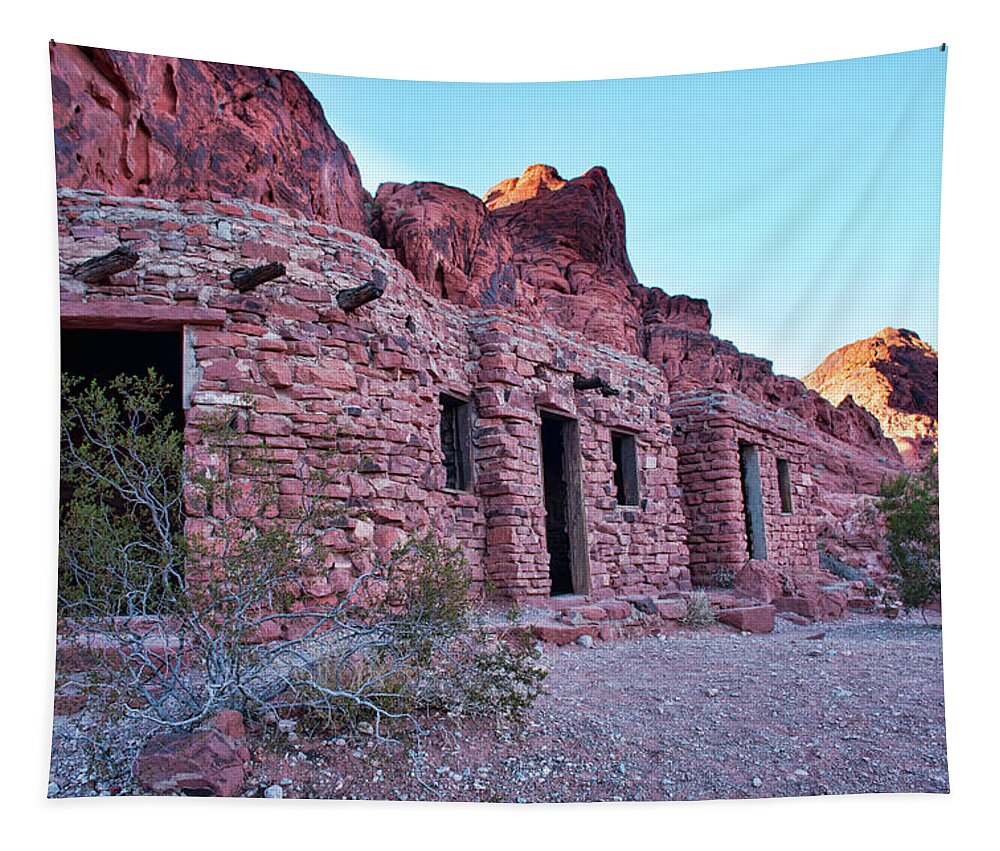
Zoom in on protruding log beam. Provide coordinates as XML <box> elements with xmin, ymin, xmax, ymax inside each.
<box><xmin>573</xmin><ymin>374</ymin><xmax>620</xmax><ymax>397</ymax></box>
<box><xmin>72</xmin><ymin>246</ymin><xmax>139</xmax><ymax>283</ymax></box>
<box><xmin>337</xmin><ymin>269</ymin><xmax>387</xmax><ymax>313</ymax></box>
<box><xmin>230</xmin><ymin>262</ymin><xmax>286</xmax><ymax>292</ymax></box>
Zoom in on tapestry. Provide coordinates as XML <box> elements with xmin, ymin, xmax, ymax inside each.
<box><xmin>49</xmin><ymin>42</ymin><xmax>946</xmax><ymax>802</ymax></box>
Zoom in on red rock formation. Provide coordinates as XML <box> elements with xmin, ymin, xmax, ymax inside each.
<box><xmin>50</xmin><ymin>42</ymin><xmax>369</xmax><ymax>232</ymax></box>
<box><xmin>489</xmin><ymin>165</ymin><xmax>644</xmax><ymax>350</ymax></box>
<box><xmin>372</xmin><ymin>180</ymin><xmax>518</xmax><ymax>309</ymax></box>
<box><xmin>803</xmin><ymin>328</ymin><xmax>938</xmax><ymax>466</ymax></box>
<box><xmin>375</xmin><ymin>164</ymin><xmax>901</xmax><ymax>464</ymax></box>
<box><xmin>375</xmin><ymin>165</ymin><xmax>686</xmax><ymax>353</ymax></box>
<box><xmin>483</xmin><ymin>163</ymin><xmax>567</xmax><ymax>210</ymax></box>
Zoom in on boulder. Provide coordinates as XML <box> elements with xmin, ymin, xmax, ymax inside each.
<box><xmin>133</xmin><ymin>711</ymin><xmax>250</xmax><ymax>796</ymax></box>
<box><xmin>532</xmin><ymin>623</ymin><xmax>600</xmax><ymax>646</ymax></box>
<box><xmin>655</xmin><ymin>600</ymin><xmax>687</xmax><ymax>620</ymax></box>
<box><xmin>597</xmin><ymin>601</ymin><xmax>632</xmax><ymax>620</ymax></box>
<box><xmin>734</xmin><ymin>559</ymin><xmax>785</xmax><ymax>603</ymax></box>
<box><xmin>624</xmin><ymin>595</ymin><xmax>659</xmax><ymax>616</ymax></box>
<box><xmin>773</xmin><ymin>596</ymin><xmax>817</xmax><ymax>619</ymax></box>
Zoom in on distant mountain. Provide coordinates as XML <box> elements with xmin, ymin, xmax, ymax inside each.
<box><xmin>803</xmin><ymin>328</ymin><xmax>938</xmax><ymax>466</ymax></box>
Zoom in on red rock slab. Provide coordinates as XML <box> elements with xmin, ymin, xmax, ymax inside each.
<box><xmin>773</xmin><ymin>597</ymin><xmax>817</xmax><ymax>619</ymax></box>
<box><xmin>717</xmin><ymin>605</ymin><xmax>776</xmax><ymax>634</ymax></box>
<box><xmin>597</xmin><ymin>601</ymin><xmax>632</xmax><ymax>620</ymax></box>
<box><xmin>133</xmin><ymin>728</ymin><xmax>247</xmax><ymax>796</ymax></box>
<box><xmin>532</xmin><ymin>623</ymin><xmax>601</xmax><ymax>646</ymax></box>
<box><xmin>576</xmin><ymin>606</ymin><xmax>609</xmax><ymax>621</ymax></box>
<box><xmin>655</xmin><ymin>600</ymin><xmax>687</xmax><ymax>620</ymax></box>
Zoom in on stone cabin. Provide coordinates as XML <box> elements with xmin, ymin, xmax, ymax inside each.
<box><xmin>57</xmin><ymin>188</ymin><xmax>832</xmax><ymax>607</ymax></box>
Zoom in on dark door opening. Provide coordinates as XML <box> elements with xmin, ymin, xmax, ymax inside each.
<box><xmin>60</xmin><ymin>329</ymin><xmax>186</xmax><ymax>501</ymax></box>
<box><xmin>61</xmin><ymin>329</ymin><xmax>185</xmax><ymax>422</ymax></box>
<box><xmin>60</xmin><ymin>328</ymin><xmax>187</xmax><ymax>608</ymax></box>
<box><xmin>738</xmin><ymin>441</ymin><xmax>768</xmax><ymax>560</ymax></box>
<box><xmin>540</xmin><ymin>413</ymin><xmax>590</xmax><ymax>596</ymax></box>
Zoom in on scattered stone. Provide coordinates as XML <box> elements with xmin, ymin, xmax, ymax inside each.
<box><xmin>132</xmin><ymin>727</ymin><xmax>247</xmax><ymax>797</ymax></box>
<box><xmin>576</xmin><ymin>634</ymin><xmax>595</xmax><ymax>649</ymax></box>
<box><xmin>264</xmin><ymin>784</ymin><xmax>284</xmax><ymax>799</ymax></box>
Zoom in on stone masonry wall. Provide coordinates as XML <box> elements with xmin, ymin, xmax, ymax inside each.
<box><xmin>57</xmin><ymin>189</ymin><xmax>691</xmax><ymax>604</ymax></box>
<box><xmin>467</xmin><ymin>316</ymin><xmax>691</xmax><ymax>599</ymax></box>
<box><xmin>671</xmin><ymin>391</ymin><xmax>822</xmax><ymax>586</ymax></box>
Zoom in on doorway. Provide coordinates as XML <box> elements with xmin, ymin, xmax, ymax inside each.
<box><xmin>738</xmin><ymin>441</ymin><xmax>768</xmax><ymax>560</ymax></box>
<box><xmin>540</xmin><ymin>412</ymin><xmax>590</xmax><ymax>596</ymax></box>
<box><xmin>61</xmin><ymin>329</ymin><xmax>185</xmax><ymax>420</ymax></box>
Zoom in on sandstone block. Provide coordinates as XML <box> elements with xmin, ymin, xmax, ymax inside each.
<box><xmin>717</xmin><ymin>605</ymin><xmax>776</xmax><ymax>634</ymax></box>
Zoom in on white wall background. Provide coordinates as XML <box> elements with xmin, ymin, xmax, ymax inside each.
<box><xmin>2</xmin><ymin>2</ymin><xmax>995</xmax><ymax>848</ymax></box>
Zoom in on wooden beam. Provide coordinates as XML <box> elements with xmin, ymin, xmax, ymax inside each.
<box><xmin>72</xmin><ymin>246</ymin><xmax>139</xmax><ymax>283</ymax></box>
<box><xmin>337</xmin><ymin>268</ymin><xmax>387</xmax><ymax>313</ymax></box>
<box><xmin>230</xmin><ymin>262</ymin><xmax>285</xmax><ymax>292</ymax></box>
<box><xmin>573</xmin><ymin>374</ymin><xmax>619</xmax><ymax>396</ymax></box>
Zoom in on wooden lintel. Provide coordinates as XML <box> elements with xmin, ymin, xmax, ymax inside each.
<box><xmin>60</xmin><ymin>302</ymin><xmax>226</xmax><ymax>330</ymax></box>
<box><xmin>573</xmin><ymin>374</ymin><xmax>620</xmax><ymax>396</ymax></box>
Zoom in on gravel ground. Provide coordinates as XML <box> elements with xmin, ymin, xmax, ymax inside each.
<box><xmin>49</xmin><ymin>613</ymin><xmax>948</xmax><ymax>802</ymax></box>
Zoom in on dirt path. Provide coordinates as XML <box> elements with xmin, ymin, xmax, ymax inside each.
<box><xmin>50</xmin><ymin>613</ymin><xmax>948</xmax><ymax>801</ymax></box>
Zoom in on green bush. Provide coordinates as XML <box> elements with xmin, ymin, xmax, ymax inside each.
<box><xmin>878</xmin><ymin>454</ymin><xmax>940</xmax><ymax>613</ymax></box>
<box><xmin>58</xmin><ymin>370</ymin><xmax>545</xmax><ymax>737</ymax></box>
<box><xmin>59</xmin><ymin>371</ymin><xmax>186</xmax><ymax>616</ymax></box>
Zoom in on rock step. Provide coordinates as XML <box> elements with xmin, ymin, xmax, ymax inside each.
<box><xmin>773</xmin><ymin>596</ymin><xmax>817</xmax><ymax>619</ymax></box>
<box><xmin>716</xmin><ymin>605</ymin><xmax>776</xmax><ymax>634</ymax></box>
<box><xmin>531</xmin><ymin>623</ymin><xmax>600</xmax><ymax>646</ymax></box>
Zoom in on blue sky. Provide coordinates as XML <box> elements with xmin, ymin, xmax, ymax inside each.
<box><xmin>301</xmin><ymin>47</ymin><xmax>945</xmax><ymax>378</ymax></box>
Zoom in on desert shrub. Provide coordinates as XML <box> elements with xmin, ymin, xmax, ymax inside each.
<box><xmin>59</xmin><ymin>371</ymin><xmax>186</xmax><ymax>616</ymax></box>
<box><xmin>712</xmin><ymin>567</ymin><xmax>735</xmax><ymax>588</ymax></box>
<box><xmin>679</xmin><ymin>591</ymin><xmax>716</xmax><ymax>628</ymax></box>
<box><xmin>878</xmin><ymin>454</ymin><xmax>940</xmax><ymax>613</ymax></box>
<box><xmin>58</xmin><ymin>370</ymin><xmax>545</xmax><ymax>738</ymax></box>
<box><xmin>294</xmin><ymin>537</ymin><xmax>546</xmax><ymax>735</ymax></box>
